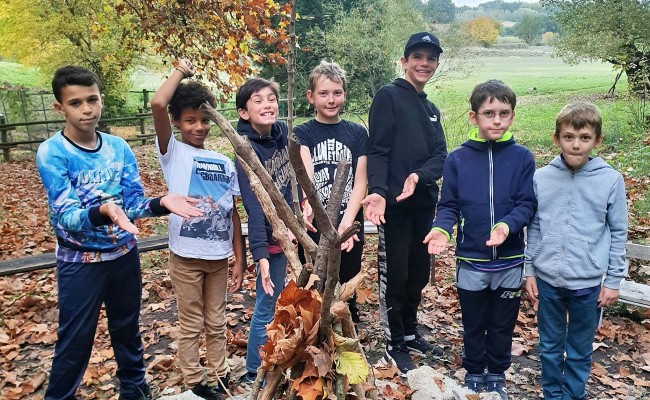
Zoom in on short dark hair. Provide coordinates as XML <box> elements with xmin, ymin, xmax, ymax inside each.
<box><xmin>51</xmin><ymin>66</ymin><xmax>102</xmax><ymax>103</ymax></box>
<box><xmin>309</xmin><ymin>61</ymin><xmax>347</xmax><ymax>92</ymax></box>
<box><xmin>555</xmin><ymin>101</ymin><xmax>602</xmax><ymax>138</ymax></box>
<box><xmin>235</xmin><ymin>78</ymin><xmax>280</xmax><ymax>111</ymax></box>
<box><xmin>168</xmin><ymin>81</ymin><xmax>217</xmax><ymax>121</ymax></box>
<box><xmin>469</xmin><ymin>80</ymin><xmax>517</xmax><ymax>112</ymax></box>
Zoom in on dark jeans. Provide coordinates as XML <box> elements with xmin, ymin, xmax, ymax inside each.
<box><xmin>246</xmin><ymin>253</ymin><xmax>287</xmax><ymax>374</ymax></box>
<box><xmin>458</xmin><ymin>285</ymin><xmax>521</xmax><ymax>374</ymax></box>
<box><xmin>378</xmin><ymin>209</ymin><xmax>434</xmax><ymax>344</ymax></box>
<box><xmin>537</xmin><ymin>278</ymin><xmax>600</xmax><ymax>400</ymax></box>
<box><xmin>45</xmin><ymin>247</ymin><xmax>146</xmax><ymax>400</ymax></box>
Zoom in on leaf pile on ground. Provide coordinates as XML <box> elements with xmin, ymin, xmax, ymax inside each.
<box><xmin>1</xmin><ymin>141</ymin><xmax>649</xmax><ymax>399</ymax></box>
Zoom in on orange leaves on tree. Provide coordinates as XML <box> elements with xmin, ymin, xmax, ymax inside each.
<box><xmin>116</xmin><ymin>0</ymin><xmax>291</xmax><ymax>97</ymax></box>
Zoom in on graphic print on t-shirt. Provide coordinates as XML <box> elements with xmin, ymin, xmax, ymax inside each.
<box><xmin>180</xmin><ymin>156</ymin><xmax>233</xmax><ymax>241</ymax></box>
<box><xmin>312</xmin><ymin>138</ymin><xmax>353</xmax><ymax>214</ymax></box>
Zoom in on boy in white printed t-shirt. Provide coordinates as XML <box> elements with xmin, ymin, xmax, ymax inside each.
<box><xmin>151</xmin><ymin>59</ymin><xmax>245</xmax><ymax>400</ymax></box>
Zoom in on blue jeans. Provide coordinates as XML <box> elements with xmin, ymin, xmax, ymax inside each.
<box><xmin>537</xmin><ymin>278</ymin><xmax>600</xmax><ymax>400</ymax></box>
<box><xmin>45</xmin><ymin>247</ymin><xmax>146</xmax><ymax>400</ymax></box>
<box><xmin>246</xmin><ymin>253</ymin><xmax>287</xmax><ymax>374</ymax></box>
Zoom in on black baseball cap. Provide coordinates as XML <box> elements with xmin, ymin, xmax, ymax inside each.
<box><xmin>404</xmin><ymin>32</ymin><xmax>443</xmax><ymax>57</ymax></box>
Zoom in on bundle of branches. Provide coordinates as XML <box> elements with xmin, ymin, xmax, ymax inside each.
<box><xmin>201</xmin><ymin>103</ymin><xmax>377</xmax><ymax>400</ymax></box>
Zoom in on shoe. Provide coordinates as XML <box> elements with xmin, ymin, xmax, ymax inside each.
<box><xmin>405</xmin><ymin>335</ymin><xmax>444</xmax><ymax>357</ymax></box>
<box><xmin>464</xmin><ymin>373</ymin><xmax>485</xmax><ymax>393</ymax></box>
<box><xmin>241</xmin><ymin>371</ymin><xmax>257</xmax><ymax>384</ymax></box>
<box><xmin>192</xmin><ymin>382</ymin><xmax>226</xmax><ymax>400</ymax></box>
<box><xmin>485</xmin><ymin>372</ymin><xmax>508</xmax><ymax>399</ymax></box>
<box><xmin>119</xmin><ymin>383</ymin><xmax>151</xmax><ymax>400</ymax></box>
<box><xmin>380</xmin><ymin>342</ymin><xmax>417</xmax><ymax>376</ymax></box>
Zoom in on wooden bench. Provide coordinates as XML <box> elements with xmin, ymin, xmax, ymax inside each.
<box><xmin>618</xmin><ymin>243</ymin><xmax>650</xmax><ymax>308</ymax></box>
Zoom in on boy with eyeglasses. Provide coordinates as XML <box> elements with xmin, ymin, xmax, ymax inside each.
<box><xmin>424</xmin><ymin>80</ymin><xmax>536</xmax><ymax>399</ymax></box>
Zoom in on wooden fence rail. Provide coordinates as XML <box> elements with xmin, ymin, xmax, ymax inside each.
<box><xmin>1</xmin><ymin>225</ymin><xmax>648</xmax><ymax>310</ymax></box>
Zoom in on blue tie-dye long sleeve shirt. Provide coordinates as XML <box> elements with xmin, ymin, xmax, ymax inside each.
<box><xmin>36</xmin><ymin>131</ymin><xmax>168</xmax><ymax>262</ymax></box>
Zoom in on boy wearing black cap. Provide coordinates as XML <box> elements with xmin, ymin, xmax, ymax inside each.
<box><xmin>361</xmin><ymin>32</ymin><xmax>448</xmax><ymax>375</ymax></box>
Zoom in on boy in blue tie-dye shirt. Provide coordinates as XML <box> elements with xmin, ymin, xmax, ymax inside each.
<box><xmin>36</xmin><ymin>66</ymin><xmax>202</xmax><ymax>400</ymax></box>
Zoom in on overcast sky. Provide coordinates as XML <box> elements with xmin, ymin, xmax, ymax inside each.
<box><xmin>452</xmin><ymin>0</ymin><xmax>539</xmax><ymax>7</ymax></box>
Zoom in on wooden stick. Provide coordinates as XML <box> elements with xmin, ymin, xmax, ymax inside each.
<box><xmin>200</xmin><ymin>103</ymin><xmax>318</xmax><ymax>259</ymax></box>
<box><xmin>237</xmin><ymin>156</ymin><xmax>302</xmax><ymax>279</ymax></box>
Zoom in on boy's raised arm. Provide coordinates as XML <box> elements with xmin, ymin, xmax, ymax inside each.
<box><xmin>151</xmin><ymin>59</ymin><xmax>196</xmax><ymax>155</ymax></box>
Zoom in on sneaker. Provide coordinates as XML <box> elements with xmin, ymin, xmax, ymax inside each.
<box><xmin>241</xmin><ymin>371</ymin><xmax>257</xmax><ymax>384</ymax></box>
<box><xmin>119</xmin><ymin>383</ymin><xmax>151</xmax><ymax>400</ymax></box>
<box><xmin>464</xmin><ymin>373</ymin><xmax>486</xmax><ymax>393</ymax></box>
<box><xmin>485</xmin><ymin>372</ymin><xmax>508</xmax><ymax>400</ymax></box>
<box><xmin>405</xmin><ymin>335</ymin><xmax>444</xmax><ymax>357</ymax></box>
<box><xmin>192</xmin><ymin>382</ymin><xmax>226</xmax><ymax>400</ymax></box>
<box><xmin>380</xmin><ymin>342</ymin><xmax>417</xmax><ymax>376</ymax></box>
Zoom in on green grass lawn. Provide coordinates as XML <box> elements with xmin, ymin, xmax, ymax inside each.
<box><xmin>0</xmin><ymin>60</ymin><xmax>45</xmax><ymax>87</ymax></box>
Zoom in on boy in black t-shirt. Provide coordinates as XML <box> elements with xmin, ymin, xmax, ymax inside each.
<box><xmin>295</xmin><ymin>61</ymin><xmax>368</xmax><ymax>323</ymax></box>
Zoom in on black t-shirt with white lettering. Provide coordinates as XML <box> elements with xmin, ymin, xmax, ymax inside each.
<box><xmin>294</xmin><ymin>119</ymin><xmax>367</xmax><ymax>224</ymax></box>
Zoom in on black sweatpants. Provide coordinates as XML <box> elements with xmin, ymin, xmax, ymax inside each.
<box><xmin>378</xmin><ymin>208</ymin><xmax>434</xmax><ymax>344</ymax></box>
<box><xmin>458</xmin><ymin>285</ymin><xmax>522</xmax><ymax>374</ymax></box>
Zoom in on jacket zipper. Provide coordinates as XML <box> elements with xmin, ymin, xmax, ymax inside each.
<box><xmin>489</xmin><ymin>142</ymin><xmax>496</xmax><ymax>260</ymax></box>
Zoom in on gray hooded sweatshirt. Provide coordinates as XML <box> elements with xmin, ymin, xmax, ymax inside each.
<box><xmin>524</xmin><ymin>156</ymin><xmax>627</xmax><ymax>290</ymax></box>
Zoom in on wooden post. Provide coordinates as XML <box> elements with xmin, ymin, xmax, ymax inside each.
<box><xmin>0</xmin><ymin>114</ymin><xmax>10</xmax><ymax>162</ymax></box>
<box><xmin>142</xmin><ymin>89</ymin><xmax>150</xmax><ymax>111</ymax></box>
<box><xmin>138</xmin><ymin>109</ymin><xmax>146</xmax><ymax>145</ymax></box>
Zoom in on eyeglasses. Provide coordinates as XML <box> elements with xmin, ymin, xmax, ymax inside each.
<box><xmin>477</xmin><ymin>110</ymin><xmax>513</xmax><ymax>120</ymax></box>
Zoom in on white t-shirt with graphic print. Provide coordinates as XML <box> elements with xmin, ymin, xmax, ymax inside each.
<box><xmin>157</xmin><ymin>135</ymin><xmax>240</xmax><ymax>260</ymax></box>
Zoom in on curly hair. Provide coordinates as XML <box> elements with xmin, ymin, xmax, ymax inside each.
<box><xmin>168</xmin><ymin>81</ymin><xmax>216</xmax><ymax>121</ymax></box>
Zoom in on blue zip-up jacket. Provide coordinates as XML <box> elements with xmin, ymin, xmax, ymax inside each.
<box><xmin>236</xmin><ymin>119</ymin><xmax>293</xmax><ymax>261</ymax></box>
<box><xmin>524</xmin><ymin>156</ymin><xmax>627</xmax><ymax>290</ymax></box>
<box><xmin>36</xmin><ymin>131</ymin><xmax>168</xmax><ymax>260</ymax></box>
<box><xmin>432</xmin><ymin>129</ymin><xmax>536</xmax><ymax>264</ymax></box>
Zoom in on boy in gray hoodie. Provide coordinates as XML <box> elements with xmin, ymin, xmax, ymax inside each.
<box><xmin>524</xmin><ymin>101</ymin><xmax>627</xmax><ymax>400</ymax></box>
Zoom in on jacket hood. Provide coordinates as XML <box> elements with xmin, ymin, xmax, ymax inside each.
<box><xmin>462</xmin><ymin>128</ymin><xmax>514</xmax><ymax>150</ymax></box>
<box><xmin>393</xmin><ymin>78</ymin><xmax>427</xmax><ymax>98</ymax></box>
<box><xmin>237</xmin><ymin>119</ymin><xmax>285</xmax><ymax>144</ymax></box>
<box><xmin>550</xmin><ymin>154</ymin><xmax>610</xmax><ymax>173</ymax></box>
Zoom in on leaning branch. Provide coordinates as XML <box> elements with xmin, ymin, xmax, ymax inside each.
<box><xmin>200</xmin><ymin>102</ymin><xmax>318</xmax><ymax>259</ymax></box>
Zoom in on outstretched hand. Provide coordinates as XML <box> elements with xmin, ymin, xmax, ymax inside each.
<box><xmin>361</xmin><ymin>193</ymin><xmax>386</xmax><ymax>226</ymax></box>
<box><xmin>423</xmin><ymin>229</ymin><xmax>449</xmax><ymax>255</ymax></box>
<box><xmin>101</xmin><ymin>202</ymin><xmax>139</xmax><ymax>234</ymax></box>
<box><xmin>258</xmin><ymin>258</ymin><xmax>275</xmax><ymax>296</ymax></box>
<box><xmin>396</xmin><ymin>173</ymin><xmax>419</xmax><ymax>202</ymax></box>
<box><xmin>160</xmin><ymin>193</ymin><xmax>203</xmax><ymax>219</ymax></box>
<box><xmin>486</xmin><ymin>224</ymin><xmax>509</xmax><ymax>247</ymax></box>
<box><xmin>175</xmin><ymin>59</ymin><xmax>196</xmax><ymax>78</ymax></box>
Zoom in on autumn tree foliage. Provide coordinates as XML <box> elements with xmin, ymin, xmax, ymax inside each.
<box><xmin>0</xmin><ymin>0</ymin><xmax>142</xmax><ymax>117</ymax></box>
<box><xmin>116</xmin><ymin>0</ymin><xmax>291</xmax><ymax>96</ymax></box>
<box><xmin>459</xmin><ymin>16</ymin><xmax>501</xmax><ymax>47</ymax></box>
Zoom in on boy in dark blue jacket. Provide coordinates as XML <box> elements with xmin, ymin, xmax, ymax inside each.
<box><xmin>424</xmin><ymin>80</ymin><xmax>536</xmax><ymax>399</ymax></box>
<box><xmin>235</xmin><ymin>78</ymin><xmax>293</xmax><ymax>382</ymax></box>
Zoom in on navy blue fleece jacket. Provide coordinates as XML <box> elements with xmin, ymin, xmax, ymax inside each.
<box><xmin>236</xmin><ymin>120</ymin><xmax>293</xmax><ymax>261</ymax></box>
<box><xmin>432</xmin><ymin>129</ymin><xmax>536</xmax><ymax>263</ymax></box>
